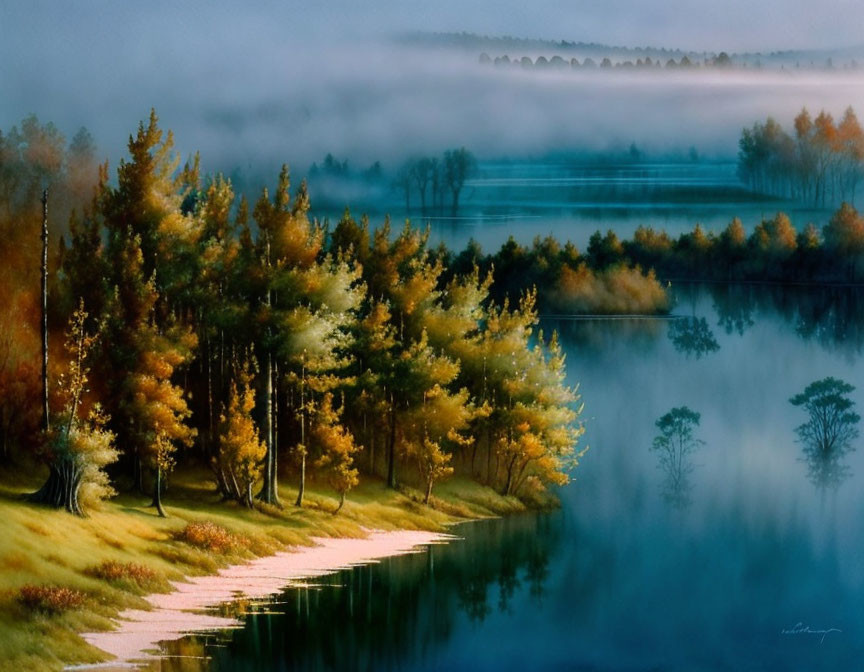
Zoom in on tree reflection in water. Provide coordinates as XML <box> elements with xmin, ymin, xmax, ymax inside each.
<box><xmin>667</xmin><ymin>317</ymin><xmax>720</xmax><ymax>358</ymax></box>
<box><xmin>164</xmin><ymin>514</ymin><xmax>562</xmax><ymax>672</ymax></box>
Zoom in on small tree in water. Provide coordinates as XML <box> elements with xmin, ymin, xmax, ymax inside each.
<box><xmin>29</xmin><ymin>301</ymin><xmax>118</xmax><ymax>515</ymax></box>
<box><xmin>651</xmin><ymin>406</ymin><xmax>704</xmax><ymax>508</ymax></box>
<box><xmin>790</xmin><ymin>377</ymin><xmax>860</xmax><ymax>494</ymax></box>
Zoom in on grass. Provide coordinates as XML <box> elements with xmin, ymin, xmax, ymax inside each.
<box><xmin>0</xmin><ymin>465</ymin><xmax>524</xmax><ymax>672</ymax></box>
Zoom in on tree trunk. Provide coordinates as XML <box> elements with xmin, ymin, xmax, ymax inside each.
<box><xmin>503</xmin><ymin>455</ymin><xmax>518</xmax><ymax>496</ymax></box>
<box><xmin>29</xmin><ymin>460</ymin><xmax>84</xmax><ymax>516</ymax></box>
<box><xmin>295</xmin><ymin>362</ymin><xmax>306</xmax><ymax>507</ymax></box>
<box><xmin>334</xmin><ymin>491</ymin><xmax>345</xmax><ymax>514</ymax></box>
<box><xmin>387</xmin><ymin>398</ymin><xmax>397</xmax><ymax>489</ymax></box>
<box><xmin>295</xmin><ymin>451</ymin><xmax>306</xmax><ymax>507</ymax></box>
<box><xmin>206</xmin><ymin>335</ymin><xmax>214</xmax><ymax>458</ymax></box>
<box><xmin>134</xmin><ymin>450</ymin><xmax>145</xmax><ymax>494</ymax></box>
<box><xmin>424</xmin><ymin>479</ymin><xmax>433</xmax><ymax>506</ymax></box>
<box><xmin>40</xmin><ymin>189</ymin><xmax>49</xmax><ymax>433</ymax></box>
<box><xmin>152</xmin><ymin>467</ymin><xmax>167</xmax><ymax>517</ymax></box>
<box><xmin>258</xmin><ymin>350</ymin><xmax>280</xmax><ymax>505</ymax></box>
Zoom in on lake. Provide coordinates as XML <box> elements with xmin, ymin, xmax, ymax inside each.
<box><xmin>312</xmin><ymin>160</ymin><xmax>835</xmax><ymax>254</ymax></box>
<box><xmin>159</xmin><ymin>284</ymin><xmax>864</xmax><ymax>671</ymax></box>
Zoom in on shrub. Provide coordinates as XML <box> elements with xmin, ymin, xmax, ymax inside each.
<box><xmin>17</xmin><ymin>585</ymin><xmax>85</xmax><ymax>614</ymax></box>
<box><xmin>175</xmin><ymin>521</ymin><xmax>247</xmax><ymax>553</ymax></box>
<box><xmin>85</xmin><ymin>561</ymin><xmax>157</xmax><ymax>585</ymax></box>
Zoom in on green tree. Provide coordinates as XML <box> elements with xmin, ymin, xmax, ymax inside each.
<box><xmin>442</xmin><ymin>148</ymin><xmax>477</xmax><ymax>213</ymax></box>
<box><xmin>790</xmin><ymin>377</ymin><xmax>860</xmax><ymax>494</ymax></box>
<box><xmin>651</xmin><ymin>406</ymin><xmax>703</xmax><ymax>508</ymax></box>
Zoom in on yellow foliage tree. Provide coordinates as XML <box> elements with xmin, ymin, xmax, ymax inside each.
<box><xmin>217</xmin><ymin>356</ymin><xmax>266</xmax><ymax>508</ymax></box>
<box><xmin>312</xmin><ymin>393</ymin><xmax>360</xmax><ymax>513</ymax></box>
<box><xmin>29</xmin><ymin>300</ymin><xmax>118</xmax><ymax>515</ymax></box>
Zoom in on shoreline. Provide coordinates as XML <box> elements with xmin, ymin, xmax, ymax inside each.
<box><xmin>76</xmin><ymin>529</ymin><xmax>457</xmax><ymax>670</ymax></box>
<box><xmin>0</xmin><ymin>472</ymin><xmax>526</xmax><ymax>672</ymax></box>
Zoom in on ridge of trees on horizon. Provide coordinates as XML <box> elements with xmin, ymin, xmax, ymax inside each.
<box><xmin>479</xmin><ymin>52</ymin><xmax>857</xmax><ymax>72</ymax></box>
<box><xmin>0</xmin><ymin>111</ymin><xmax>585</xmax><ymax>517</ymax></box>
<box><xmin>738</xmin><ymin>106</ymin><xmax>864</xmax><ymax>207</ymax></box>
<box><xmin>407</xmin><ymin>31</ymin><xmax>861</xmax><ymax>71</ymax></box>
<box><xmin>480</xmin><ymin>52</ymin><xmax>736</xmax><ymax>71</ymax></box>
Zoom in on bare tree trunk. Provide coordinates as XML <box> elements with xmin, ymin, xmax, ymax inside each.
<box><xmin>152</xmin><ymin>467</ymin><xmax>167</xmax><ymax>518</ymax></box>
<box><xmin>40</xmin><ymin>189</ymin><xmax>49</xmax><ymax>433</ymax></box>
<box><xmin>258</xmin><ymin>350</ymin><xmax>280</xmax><ymax>505</ymax></box>
<box><xmin>334</xmin><ymin>491</ymin><xmax>345</xmax><ymax>514</ymax></box>
<box><xmin>295</xmin><ymin>359</ymin><xmax>307</xmax><ymax>507</ymax></box>
<box><xmin>387</xmin><ymin>395</ymin><xmax>397</xmax><ymax>489</ymax></box>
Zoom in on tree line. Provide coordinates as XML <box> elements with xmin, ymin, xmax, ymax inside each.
<box><xmin>738</xmin><ymin>107</ymin><xmax>864</xmax><ymax>207</ymax></box>
<box><xmin>306</xmin><ymin>148</ymin><xmax>477</xmax><ymax>215</ymax></box>
<box><xmin>393</xmin><ymin>148</ymin><xmax>477</xmax><ymax>214</ymax></box>
<box><xmin>480</xmin><ymin>53</ymin><xmax>734</xmax><ymax>70</ymax></box>
<box><xmin>0</xmin><ymin>111</ymin><xmax>584</xmax><ymax>517</ymax></box>
<box><xmin>579</xmin><ymin>205</ymin><xmax>864</xmax><ymax>284</ymax></box>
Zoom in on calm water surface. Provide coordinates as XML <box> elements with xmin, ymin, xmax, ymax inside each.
<box><xmin>314</xmin><ymin>161</ymin><xmax>833</xmax><ymax>253</ymax></box>
<box><xmin>161</xmin><ymin>285</ymin><xmax>864</xmax><ymax>671</ymax></box>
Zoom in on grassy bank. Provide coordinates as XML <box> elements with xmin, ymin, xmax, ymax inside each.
<box><xmin>0</xmin><ymin>467</ymin><xmax>526</xmax><ymax>672</ymax></box>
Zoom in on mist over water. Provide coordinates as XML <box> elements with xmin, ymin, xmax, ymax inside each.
<box><xmin>3</xmin><ymin>20</ymin><xmax>864</xmax><ymax>181</ymax></box>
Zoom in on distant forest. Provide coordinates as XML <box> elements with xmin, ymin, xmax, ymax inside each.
<box><xmin>738</xmin><ymin>107</ymin><xmax>864</xmax><ymax>207</ymax></box>
<box><xmin>402</xmin><ymin>31</ymin><xmax>863</xmax><ymax>71</ymax></box>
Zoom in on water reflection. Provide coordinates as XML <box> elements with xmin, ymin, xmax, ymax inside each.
<box><xmin>159</xmin><ymin>284</ymin><xmax>864</xmax><ymax>672</ymax></box>
<box><xmin>790</xmin><ymin>377</ymin><xmax>861</xmax><ymax>495</ymax></box>
<box><xmin>708</xmin><ymin>284</ymin><xmax>864</xmax><ymax>357</ymax></box>
<box><xmin>650</xmin><ymin>406</ymin><xmax>704</xmax><ymax>508</ymax></box>
<box><xmin>667</xmin><ymin>316</ymin><xmax>720</xmax><ymax>358</ymax></box>
<box><xmin>173</xmin><ymin>514</ymin><xmax>561</xmax><ymax>672</ymax></box>
<box><xmin>711</xmin><ymin>284</ymin><xmax>756</xmax><ymax>336</ymax></box>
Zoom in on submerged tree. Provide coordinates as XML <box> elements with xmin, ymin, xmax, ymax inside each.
<box><xmin>790</xmin><ymin>377</ymin><xmax>860</xmax><ymax>494</ymax></box>
<box><xmin>651</xmin><ymin>406</ymin><xmax>704</xmax><ymax>508</ymax></box>
<box><xmin>443</xmin><ymin>147</ymin><xmax>477</xmax><ymax>213</ymax></box>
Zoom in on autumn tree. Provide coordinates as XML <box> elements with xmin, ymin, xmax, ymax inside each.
<box><xmin>28</xmin><ymin>301</ymin><xmax>118</xmax><ymax>515</ymax></box>
<box><xmin>822</xmin><ymin>202</ymin><xmax>864</xmax><ymax>279</ymax></box>
<box><xmin>217</xmin><ymin>355</ymin><xmax>266</xmax><ymax>508</ymax></box>
<box><xmin>312</xmin><ymin>392</ymin><xmax>360</xmax><ymax>513</ymax></box>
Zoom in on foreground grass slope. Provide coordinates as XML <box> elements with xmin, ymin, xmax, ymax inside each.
<box><xmin>0</xmin><ymin>468</ymin><xmax>526</xmax><ymax>672</ymax></box>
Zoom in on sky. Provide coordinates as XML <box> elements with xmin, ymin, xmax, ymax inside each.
<box><xmin>3</xmin><ymin>0</ymin><xmax>860</xmax><ymax>53</ymax></box>
<box><xmin>2</xmin><ymin>1</ymin><xmax>864</xmax><ymax>174</ymax></box>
